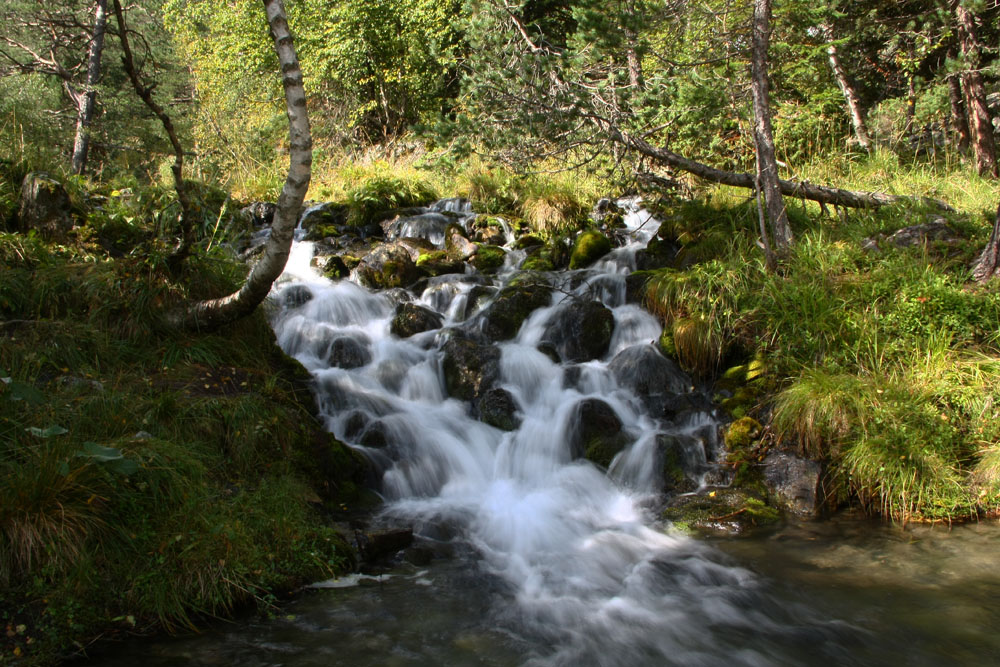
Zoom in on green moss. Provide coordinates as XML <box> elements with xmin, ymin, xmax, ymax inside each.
<box><xmin>470</xmin><ymin>244</ymin><xmax>506</xmax><ymax>272</ymax></box>
<box><xmin>521</xmin><ymin>253</ymin><xmax>554</xmax><ymax>272</ymax></box>
<box><xmin>724</xmin><ymin>417</ymin><xmax>763</xmax><ymax>452</ymax></box>
<box><xmin>568</xmin><ymin>230</ymin><xmax>612</xmax><ymax>269</ymax></box>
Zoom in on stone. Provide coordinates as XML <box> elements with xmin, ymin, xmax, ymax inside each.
<box><xmin>441</xmin><ymin>336</ymin><xmax>500</xmax><ymax>401</ymax></box>
<box><xmin>568</xmin><ymin>230</ymin><xmax>612</xmax><ymax>269</ymax></box>
<box><xmin>470</xmin><ymin>244</ymin><xmax>506</xmax><ymax>272</ymax></box>
<box><xmin>624</xmin><ymin>271</ymin><xmax>652</xmax><ymax>304</ymax></box>
<box><xmin>445</xmin><ymin>223</ymin><xmax>477</xmax><ymax>260</ymax></box>
<box><xmin>18</xmin><ymin>173</ymin><xmax>73</xmax><ymax>241</ymax></box>
<box><xmin>479</xmin><ymin>387</ymin><xmax>520</xmax><ymax>431</ymax></box>
<box><xmin>539</xmin><ymin>299</ymin><xmax>615</xmax><ymax>363</ymax></box>
<box><xmin>862</xmin><ymin>218</ymin><xmax>962</xmax><ymax>254</ymax></box>
<box><xmin>390</xmin><ymin>303</ymin><xmax>443</xmax><ymax>338</ymax></box>
<box><xmin>354</xmin><ymin>243</ymin><xmax>426</xmax><ymax>289</ymax></box>
<box><xmin>568</xmin><ymin>398</ymin><xmax>629</xmax><ymax>468</ymax></box>
<box><xmin>762</xmin><ymin>451</ymin><xmax>824</xmax><ymax>517</ymax></box>
<box><xmin>608</xmin><ymin>344</ymin><xmax>692</xmax><ymax>416</ymax></box>
<box><xmin>240</xmin><ymin>201</ymin><xmax>276</xmax><ymax>227</ymax></box>
<box><xmin>355</xmin><ymin>527</ymin><xmax>413</xmax><ymax>563</ymax></box>
<box><xmin>477</xmin><ymin>283</ymin><xmax>552</xmax><ymax>341</ymax></box>
<box><xmin>328</xmin><ymin>335</ymin><xmax>372</xmax><ymax>369</ymax></box>
<box><xmin>281</xmin><ymin>284</ymin><xmax>313</xmax><ymax>309</ymax></box>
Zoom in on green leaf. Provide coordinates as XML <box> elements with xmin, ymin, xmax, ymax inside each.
<box><xmin>78</xmin><ymin>441</ymin><xmax>125</xmax><ymax>461</ymax></box>
<box><xmin>3</xmin><ymin>379</ymin><xmax>45</xmax><ymax>405</ymax></box>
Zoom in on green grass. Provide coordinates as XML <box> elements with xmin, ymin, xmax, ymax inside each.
<box><xmin>644</xmin><ymin>153</ymin><xmax>1000</xmax><ymax>523</ymax></box>
<box><xmin>0</xmin><ymin>167</ymin><xmax>365</xmax><ymax>664</ymax></box>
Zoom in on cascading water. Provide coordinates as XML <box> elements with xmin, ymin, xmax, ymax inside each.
<box><xmin>266</xmin><ymin>200</ymin><xmax>849</xmax><ymax>665</ymax></box>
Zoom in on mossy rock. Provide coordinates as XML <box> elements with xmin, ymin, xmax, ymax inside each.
<box><xmin>441</xmin><ymin>336</ymin><xmax>501</xmax><ymax>401</ymax></box>
<box><xmin>322</xmin><ymin>255</ymin><xmax>350</xmax><ymax>280</ymax></box>
<box><xmin>724</xmin><ymin>417</ymin><xmax>763</xmax><ymax>454</ymax></box>
<box><xmin>416</xmin><ymin>250</ymin><xmax>466</xmax><ymax>276</ymax></box>
<box><xmin>567</xmin><ymin>398</ymin><xmax>629</xmax><ymax>468</ymax></box>
<box><xmin>470</xmin><ymin>244</ymin><xmax>506</xmax><ymax>272</ymax></box>
<box><xmin>521</xmin><ymin>253</ymin><xmax>554</xmax><ymax>272</ymax></box>
<box><xmin>568</xmin><ymin>230</ymin><xmax>612</xmax><ymax>269</ymax></box>
<box><xmin>479</xmin><ymin>283</ymin><xmax>552</xmax><ymax>341</ymax></box>
<box><xmin>390</xmin><ymin>302</ymin><xmax>443</xmax><ymax>338</ymax></box>
<box><xmin>513</xmin><ymin>234</ymin><xmax>545</xmax><ymax>250</ymax></box>
<box><xmin>662</xmin><ymin>488</ymin><xmax>779</xmax><ymax>536</ymax></box>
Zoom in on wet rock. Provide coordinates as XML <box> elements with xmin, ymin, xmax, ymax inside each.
<box><xmin>662</xmin><ymin>488</ymin><xmax>779</xmax><ymax>536</ymax></box>
<box><xmin>355</xmin><ymin>527</ymin><xmax>413</xmax><ymax>563</ymax></box>
<box><xmin>479</xmin><ymin>387</ymin><xmax>520</xmax><ymax>431</ymax></box>
<box><xmin>624</xmin><ymin>271</ymin><xmax>652</xmax><ymax>304</ymax></box>
<box><xmin>240</xmin><ymin>201</ymin><xmax>276</xmax><ymax>227</ymax></box>
<box><xmin>281</xmin><ymin>284</ymin><xmax>313</xmax><ymax>309</ymax></box>
<box><xmin>540</xmin><ymin>299</ymin><xmax>615</xmax><ymax>363</ymax></box>
<box><xmin>471</xmin><ymin>217</ymin><xmax>508</xmax><ymax>245</ymax></box>
<box><xmin>513</xmin><ymin>234</ymin><xmax>545</xmax><ymax>250</ymax></box>
<box><xmin>569</xmin><ymin>230</ymin><xmax>612</xmax><ymax>269</ymax></box>
<box><xmin>762</xmin><ymin>451</ymin><xmax>824</xmax><ymax>517</ymax></box>
<box><xmin>395</xmin><ymin>236</ymin><xmax>437</xmax><ymax>261</ymax></box>
<box><xmin>415</xmin><ymin>250</ymin><xmax>466</xmax><ymax>276</ymax></box>
<box><xmin>358</xmin><ymin>420</ymin><xmax>391</xmax><ymax>449</ymax></box>
<box><xmin>658</xmin><ymin>434</ymin><xmax>693</xmax><ymax>492</ymax></box>
<box><xmin>18</xmin><ymin>173</ymin><xmax>73</xmax><ymax>241</ymax></box>
<box><xmin>391</xmin><ymin>302</ymin><xmax>443</xmax><ymax>338</ymax></box>
<box><xmin>635</xmin><ymin>233</ymin><xmax>679</xmax><ymax>270</ymax></box>
<box><xmin>461</xmin><ymin>285</ymin><xmax>498</xmax><ymax>320</ymax></box>
<box><xmin>441</xmin><ymin>336</ymin><xmax>500</xmax><ymax>401</ymax></box>
<box><xmin>591</xmin><ymin>198</ymin><xmax>625</xmax><ymax>227</ymax></box>
<box><xmin>354</xmin><ymin>243</ymin><xmax>426</xmax><ymax>289</ymax></box>
<box><xmin>568</xmin><ymin>398</ymin><xmax>629</xmax><ymax>468</ymax></box>
<box><xmin>445</xmin><ymin>223</ymin><xmax>477</xmax><ymax>260</ymax></box>
<box><xmin>608</xmin><ymin>344</ymin><xmax>692</xmax><ymax>416</ymax></box>
<box><xmin>328</xmin><ymin>335</ymin><xmax>372</xmax><ymax>369</ymax></box>
<box><xmin>470</xmin><ymin>244</ymin><xmax>506</xmax><ymax>273</ymax></box>
<box><xmin>478</xmin><ymin>283</ymin><xmax>552</xmax><ymax>341</ymax></box>
<box><xmin>317</xmin><ymin>254</ymin><xmax>350</xmax><ymax>280</ymax></box>
<box><xmin>301</xmin><ymin>201</ymin><xmax>349</xmax><ymax>240</ymax></box>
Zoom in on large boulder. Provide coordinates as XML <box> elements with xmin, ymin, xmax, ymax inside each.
<box><xmin>441</xmin><ymin>336</ymin><xmax>500</xmax><ymax>401</ymax></box>
<box><xmin>568</xmin><ymin>230</ymin><xmax>612</xmax><ymax>269</ymax></box>
<box><xmin>354</xmin><ymin>242</ymin><xmax>426</xmax><ymax>289</ymax></box>
<box><xmin>469</xmin><ymin>244</ymin><xmax>506</xmax><ymax>273</ymax></box>
<box><xmin>608</xmin><ymin>344</ymin><xmax>693</xmax><ymax>416</ymax></box>
<box><xmin>301</xmin><ymin>201</ymin><xmax>349</xmax><ymax>240</ymax></box>
<box><xmin>328</xmin><ymin>334</ymin><xmax>372</xmax><ymax>369</ymax></box>
<box><xmin>568</xmin><ymin>398</ymin><xmax>629</xmax><ymax>468</ymax></box>
<box><xmin>540</xmin><ymin>299</ymin><xmax>615</xmax><ymax>362</ymax></box>
<box><xmin>18</xmin><ymin>173</ymin><xmax>73</xmax><ymax>241</ymax></box>
<box><xmin>478</xmin><ymin>283</ymin><xmax>552</xmax><ymax>341</ymax></box>
<box><xmin>445</xmin><ymin>223</ymin><xmax>477</xmax><ymax>260</ymax></box>
<box><xmin>479</xmin><ymin>387</ymin><xmax>520</xmax><ymax>431</ymax></box>
<box><xmin>391</xmin><ymin>303</ymin><xmax>443</xmax><ymax>338</ymax></box>
<box><xmin>762</xmin><ymin>451</ymin><xmax>824</xmax><ymax>517</ymax></box>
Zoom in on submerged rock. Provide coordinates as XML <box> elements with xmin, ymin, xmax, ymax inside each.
<box><xmin>441</xmin><ymin>336</ymin><xmax>500</xmax><ymax>401</ymax></box>
<box><xmin>478</xmin><ymin>283</ymin><xmax>552</xmax><ymax>341</ymax></box>
<box><xmin>391</xmin><ymin>302</ymin><xmax>443</xmax><ymax>338</ymax></box>
<box><xmin>479</xmin><ymin>387</ymin><xmax>520</xmax><ymax>431</ymax></box>
<box><xmin>540</xmin><ymin>299</ymin><xmax>615</xmax><ymax>362</ymax></box>
<box><xmin>568</xmin><ymin>398</ymin><xmax>629</xmax><ymax>468</ymax></box>
<box><xmin>328</xmin><ymin>334</ymin><xmax>372</xmax><ymax>369</ymax></box>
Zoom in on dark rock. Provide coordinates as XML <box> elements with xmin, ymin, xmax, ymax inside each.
<box><xmin>281</xmin><ymin>284</ymin><xmax>313</xmax><ymax>309</ymax></box>
<box><xmin>461</xmin><ymin>285</ymin><xmax>499</xmax><ymax>320</ymax></box>
<box><xmin>479</xmin><ymin>387</ymin><xmax>520</xmax><ymax>431</ymax></box>
<box><xmin>608</xmin><ymin>344</ymin><xmax>692</xmax><ymax>416</ymax></box>
<box><xmin>318</xmin><ymin>254</ymin><xmax>350</xmax><ymax>280</ymax></box>
<box><xmin>391</xmin><ymin>303</ymin><xmax>443</xmax><ymax>338</ymax></box>
<box><xmin>478</xmin><ymin>283</ymin><xmax>552</xmax><ymax>341</ymax></box>
<box><xmin>762</xmin><ymin>451</ymin><xmax>824</xmax><ymax>517</ymax></box>
<box><xmin>441</xmin><ymin>336</ymin><xmax>500</xmax><ymax>401</ymax></box>
<box><xmin>328</xmin><ymin>335</ymin><xmax>372</xmax><ymax>369</ymax></box>
<box><xmin>591</xmin><ymin>197</ymin><xmax>625</xmax><ymax>226</ymax></box>
<box><xmin>568</xmin><ymin>398</ymin><xmax>629</xmax><ymax>467</ymax></box>
<box><xmin>657</xmin><ymin>434</ymin><xmax>693</xmax><ymax>492</ymax></box>
<box><xmin>540</xmin><ymin>299</ymin><xmax>614</xmax><ymax>363</ymax></box>
<box><xmin>240</xmin><ymin>201</ymin><xmax>276</xmax><ymax>227</ymax></box>
<box><xmin>358</xmin><ymin>420</ymin><xmax>390</xmax><ymax>449</ymax></box>
<box><xmin>354</xmin><ymin>243</ymin><xmax>426</xmax><ymax>289</ymax></box>
<box><xmin>624</xmin><ymin>271</ymin><xmax>651</xmax><ymax>303</ymax></box>
<box><xmin>18</xmin><ymin>173</ymin><xmax>72</xmax><ymax>241</ymax></box>
<box><xmin>356</xmin><ymin>528</ymin><xmax>413</xmax><ymax>563</ymax></box>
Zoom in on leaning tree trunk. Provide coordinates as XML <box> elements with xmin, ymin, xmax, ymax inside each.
<box><xmin>954</xmin><ymin>1</ymin><xmax>998</xmax><ymax>178</ymax></box>
<box><xmin>750</xmin><ymin>0</ymin><xmax>792</xmax><ymax>251</ymax></box>
<box><xmin>172</xmin><ymin>0</ymin><xmax>311</xmax><ymax>331</ymax></box>
<box><xmin>71</xmin><ymin>0</ymin><xmax>107</xmax><ymax>175</ymax></box>
<box><xmin>822</xmin><ymin>23</ymin><xmax>871</xmax><ymax>152</ymax></box>
<box><xmin>972</xmin><ymin>203</ymin><xmax>1000</xmax><ymax>282</ymax></box>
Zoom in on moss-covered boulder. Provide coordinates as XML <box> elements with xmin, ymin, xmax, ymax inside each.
<box><xmin>445</xmin><ymin>223</ymin><xmax>477</xmax><ymax>260</ymax></box>
<box><xmin>521</xmin><ymin>250</ymin><xmax>555</xmax><ymax>272</ymax></box>
<box><xmin>354</xmin><ymin>242</ymin><xmax>426</xmax><ymax>289</ymax></box>
<box><xmin>724</xmin><ymin>416</ymin><xmax>763</xmax><ymax>452</ymax></box>
<box><xmin>328</xmin><ymin>334</ymin><xmax>373</xmax><ymax>369</ymax></box>
<box><xmin>301</xmin><ymin>201</ymin><xmax>349</xmax><ymax>240</ymax></box>
<box><xmin>568</xmin><ymin>230</ymin><xmax>612</xmax><ymax>269</ymax></box>
<box><xmin>658</xmin><ymin>434</ymin><xmax>693</xmax><ymax>492</ymax></box>
<box><xmin>479</xmin><ymin>387</ymin><xmax>520</xmax><ymax>431</ymax></box>
<box><xmin>461</xmin><ymin>284</ymin><xmax>499</xmax><ymax>320</ymax></box>
<box><xmin>441</xmin><ymin>336</ymin><xmax>501</xmax><ymax>401</ymax></box>
<box><xmin>18</xmin><ymin>172</ymin><xmax>73</xmax><ymax>241</ymax></box>
<box><xmin>540</xmin><ymin>299</ymin><xmax>615</xmax><ymax>362</ymax></box>
<box><xmin>568</xmin><ymin>398</ymin><xmax>629</xmax><ymax>468</ymax></box>
<box><xmin>470</xmin><ymin>244</ymin><xmax>506</xmax><ymax>273</ymax></box>
<box><xmin>513</xmin><ymin>234</ymin><xmax>545</xmax><ymax>250</ymax></box>
<box><xmin>390</xmin><ymin>302</ymin><xmax>443</xmax><ymax>338</ymax></box>
<box><xmin>415</xmin><ymin>250</ymin><xmax>466</xmax><ymax>276</ymax></box>
<box><xmin>478</xmin><ymin>283</ymin><xmax>553</xmax><ymax>341</ymax></box>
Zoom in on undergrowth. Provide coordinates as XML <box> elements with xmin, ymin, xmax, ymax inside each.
<box><xmin>644</xmin><ymin>157</ymin><xmax>1000</xmax><ymax>523</ymax></box>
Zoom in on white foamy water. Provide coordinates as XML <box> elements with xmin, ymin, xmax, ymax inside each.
<box><xmin>268</xmin><ymin>200</ymin><xmax>812</xmax><ymax>664</ymax></box>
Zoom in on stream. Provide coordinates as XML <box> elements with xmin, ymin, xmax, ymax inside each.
<box><xmin>91</xmin><ymin>200</ymin><xmax>1000</xmax><ymax>666</ymax></box>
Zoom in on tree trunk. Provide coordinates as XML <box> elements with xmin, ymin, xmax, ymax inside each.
<box><xmin>972</xmin><ymin>203</ymin><xmax>1000</xmax><ymax>282</ymax></box>
<box><xmin>954</xmin><ymin>1</ymin><xmax>999</xmax><ymax>178</ymax></box>
<box><xmin>947</xmin><ymin>49</ymin><xmax>971</xmax><ymax>154</ymax></box>
<box><xmin>904</xmin><ymin>74</ymin><xmax>917</xmax><ymax>139</ymax></box>
<box><xmin>173</xmin><ymin>0</ymin><xmax>311</xmax><ymax>331</ymax></box>
<box><xmin>71</xmin><ymin>0</ymin><xmax>107</xmax><ymax>175</ymax></box>
<box><xmin>750</xmin><ymin>0</ymin><xmax>792</xmax><ymax>250</ymax></box>
<box><xmin>822</xmin><ymin>23</ymin><xmax>871</xmax><ymax>152</ymax></box>
<box><xmin>112</xmin><ymin>0</ymin><xmax>194</xmax><ymax>269</ymax></box>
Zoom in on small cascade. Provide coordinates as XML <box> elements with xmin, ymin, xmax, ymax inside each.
<box><xmin>266</xmin><ymin>197</ymin><xmax>829</xmax><ymax>664</ymax></box>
